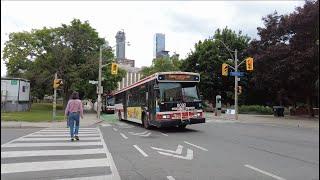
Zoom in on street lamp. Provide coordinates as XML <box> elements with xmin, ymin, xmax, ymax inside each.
<box><xmin>212</xmin><ymin>38</ymin><xmax>239</xmax><ymax>120</ymax></box>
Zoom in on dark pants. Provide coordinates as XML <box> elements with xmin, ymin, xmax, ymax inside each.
<box><xmin>68</xmin><ymin>112</ymin><xmax>80</xmax><ymax>138</ymax></box>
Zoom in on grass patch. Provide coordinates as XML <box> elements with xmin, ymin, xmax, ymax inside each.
<box><xmin>1</xmin><ymin>103</ymin><xmax>65</xmax><ymax>122</ymax></box>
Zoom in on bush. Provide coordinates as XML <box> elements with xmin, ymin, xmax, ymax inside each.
<box><xmin>239</xmin><ymin>105</ymin><xmax>273</xmax><ymax>115</ymax></box>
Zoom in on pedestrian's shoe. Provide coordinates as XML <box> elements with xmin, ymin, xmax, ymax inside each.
<box><xmin>71</xmin><ymin>137</ymin><xmax>74</xmax><ymax>141</ymax></box>
<box><xmin>75</xmin><ymin>136</ymin><xmax>79</xmax><ymax>141</ymax></box>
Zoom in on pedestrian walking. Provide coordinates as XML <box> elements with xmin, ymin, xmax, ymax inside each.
<box><xmin>64</xmin><ymin>91</ymin><xmax>84</xmax><ymax>141</ymax></box>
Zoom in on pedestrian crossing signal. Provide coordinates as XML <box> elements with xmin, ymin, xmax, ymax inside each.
<box><xmin>111</xmin><ymin>63</ymin><xmax>118</xmax><ymax>75</ymax></box>
<box><xmin>222</xmin><ymin>63</ymin><xmax>228</xmax><ymax>76</ymax></box>
<box><xmin>246</xmin><ymin>57</ymin><xmax>254</xmax><ymax>71</ymax></box>
<box><xmin>53</xmin><ymin>79</ymin><xmax>63</xmax><ymax>89</ymax></box>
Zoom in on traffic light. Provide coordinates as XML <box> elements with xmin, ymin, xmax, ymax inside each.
<box><xmin>53</xmin><ymin>79</ymin><xmax>63</xmax><ymax>89</ymax></box>
<box><xmin>111</xmin><ymin>63</ymin><xmax>118</xmax><ymax>75</ymax></box>
<box><xmin>246</xmin><ymin>57</ymin><xmax>254</xmax><ymax>71</ymax></box>
<box><xmin>237</xmin><ymin>86</ymin><xmax>242</xmax><ymax>94</ymax></box>
<box><xmin>222</xmin><ymin>63</ymin><xmax>228</xmax><ymax>76</ymax></box>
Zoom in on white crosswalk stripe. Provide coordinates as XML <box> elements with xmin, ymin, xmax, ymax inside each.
<box><xmin>1</xmin><ymin>128</ymin><xmax>120</xmax><ymax>180</ymax></box>
<box><xmin>14</xmin><ymin>137</ymin><xmax>101</xmax><ymax>141</ymax></box>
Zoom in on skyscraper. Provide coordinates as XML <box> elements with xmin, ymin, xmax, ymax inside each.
<box><xmin>115</xmin><ymin>30</ymin><xmax>126</xmax><ymax>60</ymax></box>
<box><xmin>153</xmin><ymin>33</ymin><xmax>166</xmax><ymax>58</ymax></box>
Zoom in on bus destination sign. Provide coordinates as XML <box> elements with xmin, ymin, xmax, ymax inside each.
<box><xmin>158</xmin><ymin>74</ymin><xmax>200</xmax><ymax>81</ymax></box>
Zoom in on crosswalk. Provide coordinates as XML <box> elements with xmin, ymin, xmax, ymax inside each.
<box><xmin>1</xmin><ymin>128</ymin><xmax>120</xmax><ymax>180</ymax></box>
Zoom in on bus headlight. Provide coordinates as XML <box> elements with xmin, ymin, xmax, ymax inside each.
<box><xmin>162</xmin><ymin>115</ymin><xmax>170</xmax><ymax>119</ymax></box>
<box><xmin>193</xmin><ymin>112</ymin><xmax>202</xmax><ymax>118</ymax></box>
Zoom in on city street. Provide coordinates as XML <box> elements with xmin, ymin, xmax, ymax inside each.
<box><xmin>1</xmin><ymin>117</ymin><xmax>319</xmax><ymax>180</ymax></box>
<box><xmin>2</xmin><ymin>1</ymin><xmax>319</xmax><ymax>180</ymax></box>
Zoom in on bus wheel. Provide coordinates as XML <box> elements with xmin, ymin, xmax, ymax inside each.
<box><xmin>143</xmin><ymin>115</ymin><xmax>150</xmax><ymax>129</ymax></box>
<box><xmin>178</xmin><ymin>124</ymin><xmax>187</xmax><ymax>129</ymax></box>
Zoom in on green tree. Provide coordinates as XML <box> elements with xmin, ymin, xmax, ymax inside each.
<box><xmin>247</xmin><ymin>0</ymin><xmax>319</xmax><ymax>116</ymax></box>
<box><xmin>141</xmin><ymin>55</ymin><xmax>182</xmax><ymax>78</ymax></box>
<box><xmin>2</xmin><ymin>19</ymin><xmax>126</xmax><ymax>106</ymax></box>
<box><xmin>181</xmin><ymin>27</ymin><xmax>250</xmax><ymax>105</ymax></box>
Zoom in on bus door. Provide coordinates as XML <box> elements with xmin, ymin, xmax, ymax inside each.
<box><xmin>148</xmin><ymin>81</ymin><xmax>158</xmax><ymax>121</ymax></box>
<box><xmin>124</xmin><ymin>92</ymin><xmax>128</xmax><ymax>120</ymax></box>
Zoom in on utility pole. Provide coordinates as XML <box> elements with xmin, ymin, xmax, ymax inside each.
<box><xmin>234</xmin><ymin>49</ymin><xmax>238</xmax><ymax>120</ymax></box>
<box><xmin>53</xmin><ymin>72</ymin><xmax>57</xmax><ymax>121</ymax></box>
<box><xmin>218</xmin><ymin>38</ymin><xmax>254</xmax><ymax>121</ymax></box>
<box><xmin>97</xmin><ymin>46</ymin><xmax>102</xmax><ymax>119</ymax></box>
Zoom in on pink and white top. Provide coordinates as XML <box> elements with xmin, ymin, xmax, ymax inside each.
<box><xmin>65</xmin><ymin>99</ymin><xmax>84</xmax><ymax>117</ymax></box>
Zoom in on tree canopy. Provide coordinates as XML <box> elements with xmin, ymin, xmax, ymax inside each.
<box><xmin>2</xmin><ymin>19</ymin><xmax>126</xmax><ymax>105</ymax></box>
<box><xmin>181</xmin><ymin>27</ymin><xmax>250</xmax><ymax>104</ymax></box>
<box><xmin>140</xmin><ymin>54</ymin><xmax>182</xmax><ymax>78</ymax></box>
<box><xmin>247</xmin><ymin>0</ymin><xmax>319</xmax><ymax>115</ymax></box>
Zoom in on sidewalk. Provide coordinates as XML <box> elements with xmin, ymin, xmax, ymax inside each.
<box><xmin>1</xmin><ymin>113</ymin><xmax>102</xmax><ymax>128</ymax></box>
<box><xmin>206</xmin><ymin>112</ymin><xmax>319</xmax><ymax>130</ymax></box>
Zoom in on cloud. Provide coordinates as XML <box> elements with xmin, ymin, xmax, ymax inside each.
<box><xmin>1</xmin><ymin>1</ymin><xmax>305</xmax><ymax>76</ymax></box>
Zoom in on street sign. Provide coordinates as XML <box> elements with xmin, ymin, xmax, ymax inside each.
<box><xmin>89</xmin><ymin>80</ymin><xmax>98</xmax><ymax>85</ymax></box>
<box><xmin>230</xmin><ymin>72</ymin><xmax>244</xmax><ymax>77</ymax></box>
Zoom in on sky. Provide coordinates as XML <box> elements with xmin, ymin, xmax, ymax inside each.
<box><xmin>1</xmin><ymin>0</ymin><xmax>305</xmax><ymax>77</ymax></box>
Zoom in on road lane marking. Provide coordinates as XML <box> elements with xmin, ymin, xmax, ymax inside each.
<box><xmin>37</xmin><ymin>131</ymin><xmax>99</xmax><ymax>134</ymax></box>
<box><xmin>17</xmin><ymin>137</ymin><xmax>101</xmax><ymax>141</ymax></box>
<box><xmin>244</xmin><ymin>164</ymin><xmax>286</xmax><ymax>180</ymax></box>
<box><xmin>2</xmin><ymin>142</ymin><xmax>102</xmax><ymax>147</ymax></box>
<box><xmin>133</xmin><ymin>145</ymin><xmax>148</xmax><ymax>157</ymax></box>
<box><xmin>98</xmin><ymin>127</ymin><xmax>121</xmax><ymax>180</ymax></box>
<box><xmin>101</xmin><ymin>124</ymin><xmax>112</xmax><ymax>127</ymax></box>
<box><xmin>27</xmin><ymin>134</ymin><xmax>99</xmax><ymax>137</ymax></box>
<box><xmin>158</xmin><ymin>149</ymin><xmax>193</xmax><ymax>160</ymax></box>
<box><xmin>57</xmin><ymin>174</ymin><xmax>113</xmax><ymax>180</ymax></box>
<box><xmin>113</xmin><ymin>128</ymin><xmax>118</xmax><ymax>131</ymax></box>
<box><xmin>151</xmin><ymin>145</ymin><xmax>183</xmax><ymax>154</ymax></box>
<box><xmin>39</xmin><ymin>129</ymin><xmax>98</xmax><ymax>132</ymax></box>
<box><xmin>167</xmin><ymin>176</ymin><xmax>176</xmax><ymax>180</ymax></box>
<box><xmin>161</xmin><ymin>133</ymin><xmax>169</xmax><ymax>136</ymax></box>
<box><xmin>1</xmin><ymin>158</ymin><xmax>110</xmax><ymax>174</ymax></box>
<box><xmin>44</xmin><ymin>128</ymin><xmax>97</xmax><ymax>130</ymax></box>
<box><xmin>129</xmin><ymin>131</ymin><xmax>151</xmax><ymax>137</ymax></box>
<box><xmin>120</xmin><ymin>133</ymin><xmax>128</xmax><ymax>139</ymax></box>
<box><xmin>184</xmin><ymin>141</ymin><xmax>208</xmax><ymax>151</ymax></box>
<box><xmin>129</xmin><ymin>131</ymin><xmax>148</xmax><ymax>135</ymax></box>
<box><xmin>1</xmin><ymin>148</ymin><xmax>105</xmax><ymax>158</ymax></box>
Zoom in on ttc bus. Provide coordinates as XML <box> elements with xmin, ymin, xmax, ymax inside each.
<box><xmin>102</xmin><ymin>94</ymin><xmax>115</xmax><ymax>114</ymax></box>
<box><xmin>113</xmin><ymin>72</ymin><xmax>205</xmax><ymax>129</ymax></box>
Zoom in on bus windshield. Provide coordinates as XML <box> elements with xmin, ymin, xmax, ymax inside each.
<box><xmin>107</xmin><ymin>97</ymin><xmax>115</xmax><ymax>106</ymax></box>
<box><xmin>158</xmin><ymin>82</ymin><xmax>200</xmax><ymax>102</ymax></box>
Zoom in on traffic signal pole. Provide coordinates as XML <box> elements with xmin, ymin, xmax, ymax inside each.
<box><xmin>53</xmin><ymin>72</ymin><xmax>57</xmax><ymax>121</ymax></box>
<box><xmin>234</xmin><ymin>50</ymin><xmax>238</xmax><ymax>120</ymax></box>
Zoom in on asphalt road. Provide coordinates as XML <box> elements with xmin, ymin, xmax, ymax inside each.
<box><xmin>1</xmin><ymin>119</ymin><xmax>319</xmax><ymax>180</ymax></box>
<box><xmin>1</xmin><ymin>128</ymin><xmax>42</xmax><ymax>145</ymax></box>
<box><xmin>100</xmin><ymin>120</ymin><xmax>319</xmax><ymax>180</ymax></box>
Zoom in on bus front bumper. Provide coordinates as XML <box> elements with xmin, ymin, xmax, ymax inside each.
<box><xmin>152</xmin><ymin>118</ymin><xmax>205</xmax><ymax>128</ymax></box>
